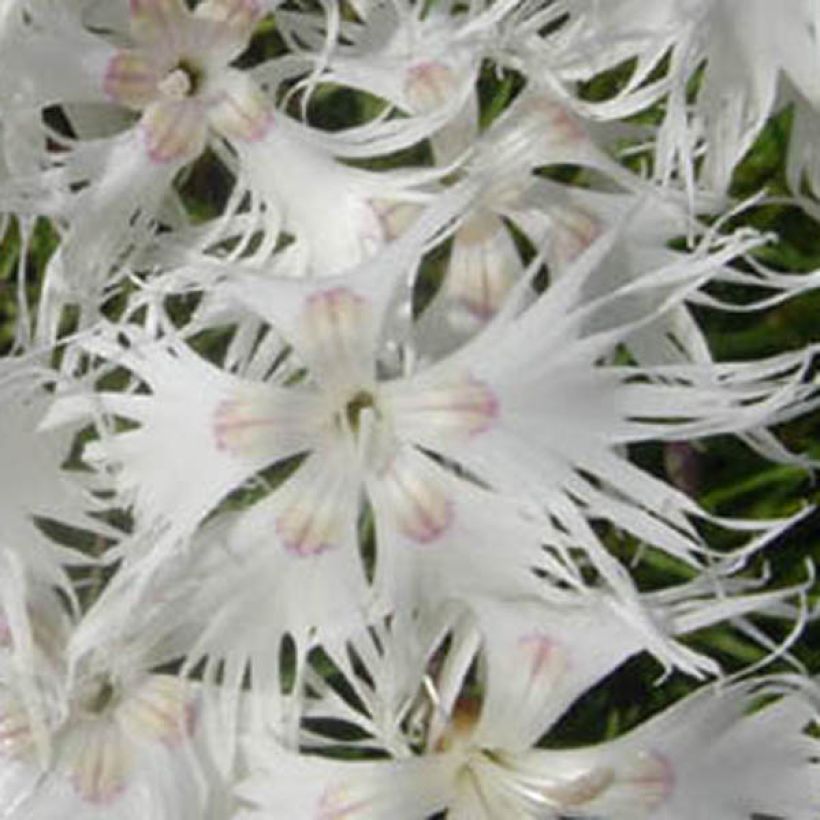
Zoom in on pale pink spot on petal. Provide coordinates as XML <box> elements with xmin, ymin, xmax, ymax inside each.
<box><xmin>68</xmin><ymin>723</ymin><xmax>132</xmax><ymax>805</ymax></box>
<box><xmin>517</xmin><ymin>633</ymin><xmax>568</xmax><ymax>686</ymax></box>
<box><xmin>213</xmin><ymin>397</ymin><xmax>279</xmax><ymax>456</ymax></box>
<box><xmin>542</xmin><ymin>766</ymin><xmax>616</xmax><ymax>807</ymax></box>
<box><xmin>129</xmin><ymin>0</ymin><xmax>190</xmax><ymax>49</ymax></box>
<box><xmin>103</xmin><ymin>51</ymin><xmax>162</xmax><ymax>109</ymax></box>
<box><xmin>209</xmin><ymin>79</ymin><xmax>272</xmax><ymax>142</ymax></box>
<box><xmin>550</xmin><ymin>207</ymin><xmax>602</xmax><ymax>267</ymax></box>
<box><xmin>621</xmin><ymin>750</ymin><xmax>675</xmax><ymax>809</ymax></box>
<box><xmin>522</xmin><ymin>95</ymin><xmax>587</xmax><ymax>147</ymax></box>
<box><xmin>195</xmin><ymin>0</ymin><xmax>263</xmax><ymax>42</ymax></box>
<box><xmin>0</xmin><ymin>699</ymin><xmax>33</xmax><ymax>758</ymax></box>
<box><xmin>405</xmin><ymin>61</ymin><xmax>458</xmax><ymax>113</ymax></box>
<box><xmin>317</xmin><ymin>785</ymin><xmax>373</xmax><ymax>820</ymax></box>
<box><xmin>448</xmin><ymin>211</ymin><xmax>517</xmax><ymax>319</ymax></box>
<box><xmin>301</xmin><ymin>288</ymin><xmax>373</xmax><ymax>384</ymax></box>
<box><xmin>277</xmin><ymin>492</ymin><xmax>339</xmax><ymax>557</ymax></box>
<box><xmin>381</xmin><ymin>450</ymin><xmax>453</xmax><ymax>543</ymax></box>
<box><xmin>371</xmin><ymin>199</ymin><xmax>420</xmax><ymax>241</ymax></box>
<box><xmin>117</xmin><ymin>675</ymin><xmax>197</xmax><ymax>747</ymax></box>
<box><xmin>410</xmin><ymin>374</ymin><xmax>499</xmax><ymax>438</ymax></box>
<box><xmin>141</xmin><ymin>98</ymin><xmax>207</xmax><ymax>164</ymax></box>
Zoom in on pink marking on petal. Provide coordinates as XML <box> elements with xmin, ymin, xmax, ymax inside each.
<box><xmin>405</xmin><ymin>60</ymin><xmax>458</xmax><ymax>113</ymax></box>
<box><xmin>305</xmin><ymin>286</ymin><xmax>365</xmax><ymax>312</ymax></box>
<box><xmin>317</xmin><ymin>786</ymin><xmax>372</xmax><ymax>820</ymax></box>
<box><xmin>533</xmin><ymin>96</ymin><xmax>587</xmax><ymax>146</ymax></box>
<box><xmin>276</xmin><ymin>501</ymin><xmax>337</xmax><ymax>557</ymax></box>
<box><xmin>0</xmin><ymin>707</ymin><xmax>31</xmax><ymax>758</ymax></box>
<box><xmin>542</xmin><ymin>767</ymin><xmax>616</xmax><ymax>807</ymax></box>
<box><xmin>300</xmin><ymin>287</ymin><xmax>372</xmax><ymax>376</ymax></box>
<box><xmin>141</xmin><ymin>98</ymin><xmax>207</xmax><ymax>164</ymax></box>
<box><xmin>103</xmin><ymin>51</ymin><xmax>161</xmax><ymax>109</ymax></box>
<box><xmin>213</xmin><ymin>397</ymin><xmax>279</xmax><ymax>455</ymax></box>
<box><xmin>518</xmin><ymin>633</ymin><xmax>568</xmax><ymax>685</ymax></box>
<box><xmin>210</xmin><ymin>87</ymin><xmax>272</xmax><ymax>142</ymax></box>
<box><xmin>398</xmin><ymin>488</ymin><xmax>452</xmax><ymax>544</ymax></box>
<box><xmin>551</xmin><ymin>208</ymin><xmax>602</xmax><ymax>266</ymax></box>
<box><xmin>197</xmin><ymin>0</ymin><xmax>263</xmax><ymax>29</ymax></box>
<box><xmin>129</xmin><ymin>0</ymin><xmax>190</xmax><ymax>52</ymax></box>
<box><xmin>449</xmin><ymin>213</ymin><xmax>516</xmax><ymax>320</ymax></box>
<box><xmin>412</xmin><ymin>375</ymin><xmax>500</xmax><ymax>438</ymax></box>
<box><xmin>117</xmin><ymin>675</ymin><xmax>197</xmax><ymax>749</ymax></box>
<box><xmin>381</xmin><ymin>451</ymin><xmax>454</xmax><ymax>544</ymax></box>
<box><xmin>69</xmin><ymin>727</ymin><xmax>131</xmax><ymax>805</ymax></box>
<box><xmin>624</xmin><ymin>750</ymin><xmax>676</xmax><ymax>808</ymax></box>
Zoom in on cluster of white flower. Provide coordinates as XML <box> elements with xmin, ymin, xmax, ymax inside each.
<box><xmin>1</xmin><ymin>0</ymin><xmax>819</xmax><ymax>817</ymax></box>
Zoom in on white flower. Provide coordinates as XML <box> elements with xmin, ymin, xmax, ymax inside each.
<box><xmin>104</xmin><ymin>0</ymin><xmax>268</xmax><ymax>162</ymax></box>
<box><xmin>0</xmin><ymin>584</ymin><xmax>214</xmax><ymax>819</ymax></box>
<box><xmin>50</xmin><ymin>249</ymin><xmax>586</xmax><ymax>700</ymax></box>
<box><xmin>235</xmin><ymin>595</ymin><xmax>820</xmax><ymax>819</ymax></box>
<box><xmin>44</xmin><ymin>201</ymin><xmax>818</xmax><ymax>692</ymax></box>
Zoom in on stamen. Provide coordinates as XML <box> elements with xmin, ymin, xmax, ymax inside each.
<box><xmin>343</xmin><ymin>390</ymin><xmax>377</xmax><ymax>434</ymax></box>
<box><xmin>80</xmin><ymin>677</ymin><xmax>118</xmax><ymax>716</ymax></box>
<box><xmin>436</xmin><ymin>695</ymin><xmax>482</xmax><ymax>751</ymax></box>
<box><xmin>158</xmin><ymin>66</ymin><xmax>194</xmax><ymax>100</ymax></box>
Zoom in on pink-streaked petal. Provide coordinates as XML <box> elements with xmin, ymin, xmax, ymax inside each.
<box><xmin>540</xmin><ymin>766</ymin><xmax>618</xmax><ymax>808</ymax></box>
<box><xmin>446</xmin><ymin>210</ymin><xmax>520</xmax><ymax>320</ymax></box>
<box><xmin>66</xmin><ymin>721</ymin><xmax>132</xmax><ymax>805</ymax></box>
<box><xmin>103</xmin><ymin>50</ymin><xmax>162</xmax><ymax>110</ymax></box>
<box><xmin>517</xmin><ymin>633</ymin><xmax>569</xmax><ymax>687</ymax></box>
<box><xmin>208</xmin><ymin>70</ymin><xmax>272</xmax><ymax>143</ymax></box>
<box><xmin>195</xmin><ymin>0</ymin><xmax>264</xmax><ymax>61</ymax></box>
<box><xmin>237</xmin><ymin>740</ymin><xmax>455</xmax><ymax>820</ymax></box>
<box><xmin>470</xmin><ymin>597</ymin><xmax>647</xmax><ymax>751</ymax></box>
<box><xmin>390</xmin><ymin>372</ymin><xmax>499</xmax><ymax>442</ymax></box>
<box><xmin>0</xmin><ymin>696</ymin><xmax>33</xmax><ymax>758</ymax></box>
<box><xmin>297</xmin><ymin>286</ymin><xmax>377</xmax><ymax>390</ymax></box>
<box><xmin>141</xmin><ymin>98</ymin><xmax>207</xmax><ymax>164</ymax></box>
<box><xmin>275</xmin><ymin>451</ymin><xmax>355</xmax><ymax>558</ymax></box>
<box><xmin>117</xmin><ymin>675</ymin><xmax>197</xmax><ymax>747</ymax></box>
<box><xmin>212</xmin><ymin>387</ymin><xmax>319</xmax><ymax>460</ymax></box>
<box><xmin>548</xmin><ymin>205</ymin><xmax>604</xmax><ymax>270</ymax></box>
<box><xmin>129</xmin><ymin>0</ymin><xmax>190</xmax><ymax>50</ymax></box>
<box><xmin>404</xmin><ymin>60</ymin><xmax>459</xmax><ymax>113</ymax></box>
<box><xmin>377</xmin><ymin>446</ymin><xmax>453</xmax><ymax>544</ymax></box>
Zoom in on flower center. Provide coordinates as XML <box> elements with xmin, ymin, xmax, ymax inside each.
<box><xmin>343</xmin><ymin>389</ymin><xmax>377</xmax><ymax>434</ymax></box>
<box><xmin>158</xmin><ymin>58</ymin><xmax>203</xmax><ymax>99</ymax></box>
<box><xmin>79</xmin><ymin>675</ymin><xmax>119</xmax><ymax>717</ymax></box>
